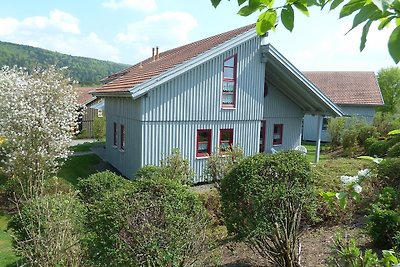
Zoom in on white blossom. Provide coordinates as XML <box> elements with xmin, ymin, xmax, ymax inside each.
<box><xmin>357</xmin><ymin>169</ymin><xmax>370</xmax><ymax>178</ymax></box>
<box><xmin>353</xmin><ymin>184</ymin><xmax>363</xmax><ymax>194</ymax></box>
<box><xmin>340</xmin><ymin>175</ymin><xmax>359</xmax><ymax>185</ymax></box>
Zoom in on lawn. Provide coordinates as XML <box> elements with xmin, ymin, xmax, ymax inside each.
<box><xmin>57</xmin><ymin>154</ymin><xmax>102</xmax><ymax>186</ymax></box>
<box><xmin>70</xmin><ymin>141</ymin><xmax>104</xmax><ymax>153</ymax></box>
<box><xmin>0</xmin><ymin>212</ymin><xmax>18</xmax><ymax>267</ymax></box>
<box><xmin>302</xmin><ymin>142</ymin><xmax>330</xmax><ymax>163</ymax></box>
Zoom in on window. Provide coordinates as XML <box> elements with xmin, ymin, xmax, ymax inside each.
<box><xmin>220</xmin><ymin>129</ymin><xmax>233</xmax><ymax>153</ymax></box>
<box><xmin>97</xmin><ymin>109</ymin><xmax>103</xmax><ymax>117</ymax></box>
<box><xmin>196</xmin><ymin>129</ymin><xmax>211</xmax><ymax>157</ymax></box>
<box><xmin>264</xmin><ymin>80</ymin><xmax>268</xmax><ymax>97</ymax></box>
<box><xmin>120</xmin><ymin>124</ymin><xmax>125</xmax><ymax>150</ymax></box>
<box><xmin>273</xmin><ymin>124</ymin><xmax>283</xmax><ymax>145</ymax></box>
<box><xmin>259</xmin><ymin>120</ymin><xmax>266</xmax><ymax>152</ymax></box>
<box><xmin>322</xmin><ymin>117</ymin><xmax>329</xmax><ymax>131</ymax></box>
<box><xmin>222</xmin><ymin>55</ymin><xmax>237</xmax><ymax>108</ymax></box>
<box><xmin>113</xmin><ymin>122</ymin><xmax>117</xmax><ymax>147</ymax></box>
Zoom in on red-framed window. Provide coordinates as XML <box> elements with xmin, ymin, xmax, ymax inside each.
<box><xmin>273</xmin><ymin>124</ymin><xmax>283</xmax><ymax>145</ymax></box>
<box><xmin>259</xmin><ymin>120</ymin><xmax>266</xmax><ymax>152</ymax></box>
<box><xmin>120</xmin><ymin>124</ymin><xmax>125</xmax><ymax>150</ymax></box>
<box><xmin>196</xmin><ymin>129</ymin><xmax>211</xmax><ymax>157</ymax></box>
<box><xmin>222</xmin><ymin>55</ymin><xmax>237</xmax><ymax>108</ymax></box>
<box><xmin>220</xmin><ymin>129</ymin><xmax>233</xmax><ymax>153</ymax></box>
<box><xmin>113</xmin><ymin>122</ymin><xmax>117</xmax><ymax>146</ymax></box>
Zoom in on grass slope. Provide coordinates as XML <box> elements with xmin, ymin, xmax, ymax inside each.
<box><xmin>0</xmin><ymin>213</ymin><xmax>18</xmax><ymax>267</ymax></box>
<box><xmin>57</xmin><ymin>154</ymin><xmax>101</xmax><ymax>186</ymax></box>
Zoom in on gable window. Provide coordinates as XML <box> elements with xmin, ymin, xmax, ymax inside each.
<box><xmin>220</xmin><ymin>129</ymin><xmax>233</xmax><ymax>153</ymax></box>
<box><xmin>120</xmin><ymin>124</ymin><xmax>125</xmax><ymax>150</ymax></box>
<box><xmin>222</xmin><ymin>55</ymin><xmax>237</xmax><ymax>108</ymax></box>
<box><xmin>113</xmin><ymin>122</ymin><xmax>117</xmax><ymax>147</ymax></box>
<box><xmin>196</xmin><ymin>129</ymin><xmax>211</xmax><ymax>157</ymax></box>
<box><xmin>259</xmin><ymin>120</ymin><xmax>266</xmax><ymax>152</ymax></box>
<box><xmin>273</xmin><ymin>124</ymin><xmax>283</xmax><ymax>145</ymax></box>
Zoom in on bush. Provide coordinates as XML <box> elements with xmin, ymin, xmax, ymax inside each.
<box><xmin>197</xmin><ymin>188</ymin><xmax>223</xmax><ymax>226</ymax></box>
<box><xmin>342</xmin><ymin>128</ymin><xmax>358</xmax><ymax>155</ymax></box>
<box><xmin>388</xmin><ymin>142</ymin><xmax>400</xmax><ymax>157</ymax></box>
<box><xmin>368</xmin><ymin>139</ymin><xmax>390</xmax><ymax>157</ymax></box>
<box><xmin>357</xmin><ymin>124</ymin><xmax>379</xmax><ymax>146</ymax></box>
<box><xmin>327</xmin><ymin>117</ymin><xmax>346</xmax><ymax>148</ymax></box>
<box><xmin>220</xmin><ymin>151</ymin><xmax>315</xmax><ymax>266</ymax></box>
<box><xmin>9</xmin><ymin>193</ymin><xmax>84</xmax><ymax>266</ymax></box>
<box><xmin>364</xmin><ymin>137</ymin><xmax>378</xmax><ymax>151</ymax></box>
<box><xmin>366</xmin><ymin>187</ymin><xmax>400</xmax><ymax>248</ymax></box>
<box><xmin>135</xmin><ymin>165</ymin><xmax>164</xmax><ymax>179</ymax></box>
<box><xmin>84</xmin><ymin>177</ymin><xmax>210</xmax><ymax>267</ymax></box>
<box><xmin>77</xmin><ymin>171</ymin><xmax>131</xmax><ymax>204</ymax></box>
<box><xmin>160</xmin><ymin>148</ymin><xmax>194</xmax><ymax>185</ymax></box>
<box><xmin>378</xmin><ymin>158</ymin><xmax>400</xmax><ymax>188</ymax></box>
<box><xmin>93</xmin><ymin>116</ymin><xmax>106</xmax><ymax>140</ymax></box>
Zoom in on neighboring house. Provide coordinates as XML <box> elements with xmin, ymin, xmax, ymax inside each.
<box><xmin>93</xmin><ymin>25</ymin><xmax>342</xmax><ymax>182</ymax></box>
<box><xmin>77</xmin><ymin>87</ymin><xmax>104</xmax><ymax>138</ymax></box>
<box><xmin>302</xmin><ymin>72</ymin><xmax>384</xmax><ymax>142</ymax></box>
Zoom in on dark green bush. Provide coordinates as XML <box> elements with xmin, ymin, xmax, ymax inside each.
<box><xmin>378</xmin><ymin>158</ymin><xmax>400</xmax><ymax>188</ymax></box>
<box><xmin>220</xmin><ymin>151</ymin><xmax>315</xmax><ymax>266</ymax></box>
<box><xmin>342</xmin><ymin>129</ymin><xmax>358</xmax><ymax>155</ymax></box>
<box><xmin>368</xmin><ymin>139</ymin><xmax>390</xmax><ymax>157</ymax></box>
<box><xmin>84</xmin><ymin>178</ymin><xmax>210</xmax><ymax>267</ymax></box>
<box><xmin>197</xmin><ymin>188</ymin><xmax>223</xmax><ymax>226</ymax></box>
<box><xmin>388</xmin><ymin>142</ymin><xmax>400</xmax><ymax>157</ymax></box>
<box><xmin>327</xmin><ymin>117</ymin><xmax>346</xmax><ymax>148</ymax></box>
<box><xmin>77</xmin><ymin>171</ymin><xmax>130</xmax><ymax>204</ymax></box>
<box><xmin>135</xmin><ymin>164</ymin><xmax>163</xmax><ymax>179</ymax></box>
<box><xmin>93</xmin><ymin>116</ymin><xmax>106</xmax><ymax>140</ymax></box>
<box><xmin>9</xmin><ymin>193</ymin><xmax>85</xmax><ymax>266</ymax></box>
<box><xmin>366</xmin><ymin>187</ymin><xmax>400</xmax><ymax>248</ymax></box>
<box><xmin>364</xmin><ymin>137</ymin><xmax>378</xmax><ymax>151</ymax></box>
<box><xmin>357</xmin><ymin>124</ymin><xmax>378</xmax><ymax>146</ymax></box>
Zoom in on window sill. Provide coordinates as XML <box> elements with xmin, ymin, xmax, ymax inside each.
<box><xmin>196</xmin><ymin>155</ymin><xmax>209</xmax><ymax>159</ymax></box>
<box><xmin>272</xmin><ymin>144</ymin><xmax>282</xmax><ymax>147</ymax></box>
<box><xmin>221</xmin><ymin>106</ymin><xmax>236</xmax><ymax>110</ymax></box>
<box><xmin>119</xmin><ymin>149</ymin><xmax>125</xmax><ymax>153</ymax></box>
<box><xmin>112</xmin><ymin>145</ymin><xmax>117</xmax><ymax>149</ymax></box>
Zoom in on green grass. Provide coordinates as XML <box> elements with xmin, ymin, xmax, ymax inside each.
<box><xmin>70</xmin><ymin>141</ymin><xmax>104</xmax><ymax>153</ymax></box>
<box><xmin>302</xmin><ymin>142</ymin><xmax>329</xmax><ymax>163</ymax></box>
<box><xmin>0</xmin><ymin>213</ymin><xmax>18</xmax><ymax>267</ymax></box>
<box><xmin>57</xmin><ymin>154</ymin><xmax>101</xmax><ymax>186</ymax></box>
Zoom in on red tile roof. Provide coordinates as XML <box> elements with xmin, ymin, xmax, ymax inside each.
<box><xmin>303</xmin><ymin>71</ymin><xmax>383</xmax><ymax>106</ymax></box>
<box><xmin>76</xmin><ymin>87</ymin><xmax>96</xmax><ymax>105</ymax></box>
<box><xmin>95</xmin><ymin>24</ymin><xmax>255</xmax><ymax>93</ymax></box>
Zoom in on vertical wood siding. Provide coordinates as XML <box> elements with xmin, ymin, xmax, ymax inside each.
<box><xmin>81</xmin><ymin>107</ymin><xmax>98</xmax><ymax>137</ymax></box>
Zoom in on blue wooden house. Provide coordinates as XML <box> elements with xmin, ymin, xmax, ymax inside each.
<box><xmin>93</xmin><ymin>25</ymin><xmax>342</xmax><ymax>182</ymax></box>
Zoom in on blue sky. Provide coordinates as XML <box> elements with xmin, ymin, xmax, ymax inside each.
<box><xmin>0</xmin><ymin>0</ymin><xmax>398</xmax><ymax>72</ymax></box>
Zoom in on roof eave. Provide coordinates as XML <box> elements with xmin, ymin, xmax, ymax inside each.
<box><xmin>91</xmin><ymin>91</ymin><xmax>132</xmax><ymax>98</ymax></box>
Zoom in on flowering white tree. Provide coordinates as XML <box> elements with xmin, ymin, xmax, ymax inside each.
<box><xmin>0</xmin><ymin>66</ymin><xmax>78</xmax><ymax>200</ymax></box>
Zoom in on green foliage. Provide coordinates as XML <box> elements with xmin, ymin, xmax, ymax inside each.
<box><xmin>0</xmin><ymin>213</ymin><xmax>18</xmax><ymax>267</ymax></box>
<box><xmin>377</xmin><ymin>67</ymin><xmax>400</xmax><ymax>114</ymax></box>
<box><xmin>204</xmin><ymin>145</ymin><xmax>244</xmax><ymax>187</ymax></box>
<box><xmin>77</xmin><ymin>171</ymin><xmax>131</xmax><ymax>205</ymax></box>
<box><xmin>83</xmin><ymin>177</ymin><xmax>210</xmax><ymax>267</ymax></box>
<box><xmin>328</xmin><ymin>232</ymin><xmax>400</xmax><ymax>266</ymax></box>
<box><xmin>220</xmin><ymin>151</ymin><xmax>315</xmax><ymax>265</ymax></box>
<box><xmin>93</xmin><ymin>116</ymin><xmax>106</xmax><ymax>141</ymax></box>
<box><xmin>0</xmin><ymin>41</ymin><xmax>129</xmax><ymax>85</ymax></box>
<box><xmin>211</xmin><ymin>0</ymin><xmax>400</xmax><ymax>63</ymax></box>
<box><xmin>57</xmin><ymin>154</ymin><xmax>101</xmax><ymax>186</ymax></box>
<box><xmin>160</xmin><ymin>148</ymin><xmax>195</xmax><ymax>185</ymax></box>
<box><xmin>366</xmin><ymin>187</ymin><xmax>400</xmax><ymax>248</ymax></box>
<box><xmin>378</xmin><ymin>158</ymin><xmax>400</xmax><ymax>187</ymax></box>
<box><xmin>9</xmin><ymin>193</ymin><xmax>85</xmax><ymax>266</ymax></box>
<box><xmin>135</xmin><ymin>164</ymin><xmax>164</xmax><ymax>179</ymax></box>
<box><xmin>368</xmin><ymin>139</ymin><xmax>390</xmax><ymax>157</ymax></box>
<box><xmin>342</xmin><ymin>128</ymin><xmax>359</xmax><ymax>155</ymax></box>
<box><xmin>197</xmin><ymin>188</ymin><xmax>223</xmax><ymax>226</ymax></box>
<box><xmin>388</xmin><ymin>142</ymin><xmax>400</xmax><ymax>157</ymax></box>
<box><xmin>357</xmin><ymin>124</ymin><xmax>379</xmax><ymax>146</ymax></box>
<box><xmin>364</xmin><ymin>136</ymin><xmax>378</xmax><ymax>151</ymax></box>
<box><xmin>327</xmin><ymin>117</ymin><xmax>346</xmax><ymax>148</ymax></box>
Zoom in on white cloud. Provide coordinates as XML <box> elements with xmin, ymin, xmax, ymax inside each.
<box><xmin>102</xmin><ymin>0</ymin><xmax>157</xmax><ymax>12</ymax></box>
<box><xmin>0</xmin><ymin>10</ymin><xmax>121</xmax><ymax>63</ymax></box>
<box><xmin>116</xmin><ymin>11</ymin><xmax>197</xmax><ymax>61</ymax></box>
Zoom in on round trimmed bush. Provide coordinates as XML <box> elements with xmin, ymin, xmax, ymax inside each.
<box><xmin>388</xmin><ymin>142</ymin><xmax>400</xmax><ymax>158</ymax></box>
<box><xmin>357</xmin><ymin>124</ymin><xmax>378</xmax><ymax>146</ymax></box>
<box><xmin>368</xmin><ymin>139</ymin><xmax>390</xmax><ymax>157</ymax></box>
<box><xmin>378</xmin><ymin>158</ymin><xmax>400</xmax><ymax>188</ymax></box>
<box><xmin>84</xmin><ymin>177</ymin><xmax>210</xmax><ymax>267</ymax></box>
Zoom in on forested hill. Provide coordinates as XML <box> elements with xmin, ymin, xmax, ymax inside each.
<box><xmin>0</xmin><ymin>41</ymin><xmax>130</xmax><ymax>85</ymax></box>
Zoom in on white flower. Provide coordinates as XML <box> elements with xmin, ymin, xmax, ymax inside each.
<box><xmin>353</xmin><ymin>184</ymin><xmax>363</xmax><ymax>194</ymax></box>
<box><xmin>340</xmin><ymin>175</ymin><xmax>359</xmax><ymax>185</ymax></box>
<box><xmin>373</xmin><ymin>158</ymin><xmax>383</xmax><ymax>164</ymax></box>
<box><xmin>358</xmin><ymin>169</ymin><xmax>370</xmax><ymax>178</ymax></box>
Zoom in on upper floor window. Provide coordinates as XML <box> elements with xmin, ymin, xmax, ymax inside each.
<box><xmin>259</xmin><ymin>120</ymin><xmax>266</xmax><ymax>152</ymax></box>
<box><xmin>222</xmin><ymin>55</ymin><xmax>237</xmax><ymax>108</ymax></box>
<box><xmin>120</xmin><ymin>124</ymin><xmax>125</xmax><ymax>150</ymax></box>
<box><xmin>220</xmin><ymin>129</ymin><xmax>233</xmax><ymax>153</ymax></box>
<box><xmin>196</xmin><ymin>129</ymin><xmax>211</xmax><ymax>157</ymax></box>
<box><xmin>113</xmin><ymin>122</ymin><xmax>117</xmax><ymax>147</ymax></box>
<box><xmin>273</xmin><ymin>124</ymin><xmax>283</xmax><ymax>145</ymax></box>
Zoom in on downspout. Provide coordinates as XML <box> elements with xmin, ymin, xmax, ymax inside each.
<box><xmin>315</xmin><ymin>115</ymin><xmax>323</xmax><ymax>163</ymax></box>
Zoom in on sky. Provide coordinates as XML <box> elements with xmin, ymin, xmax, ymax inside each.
<box><xmin>0</xmin><ymin>0</ymin><xmax>398</xmax><ymax>72</ymax></box>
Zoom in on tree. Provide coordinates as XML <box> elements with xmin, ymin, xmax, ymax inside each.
<box><xmin>0</xmin><ymin>66</ymin><xmax>78</xmax><ymax>200</ymax></box>
<box><xmin>377</xmin><ymin>67</ymin><xmax>400</xmax><ymax>113</ymax></box>
<box><xmin>211</xmin><ymin>0</ymin><xmax>400</xmax><ymax>63</ymax></box>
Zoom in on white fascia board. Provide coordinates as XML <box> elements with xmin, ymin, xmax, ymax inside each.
<box><xmin>129</xmin><ymin>30</ymin><xmax>258</xmax><ymax>100</ymax></box>
<box><xmin>265</xmin><ymin>44</ymin><xmax>343</xmax><ymax>117</ymax></box>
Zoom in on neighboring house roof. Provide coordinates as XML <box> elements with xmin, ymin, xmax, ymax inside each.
<box><xmin>77</xmin><ymin>87</ymin><xmax>97</xmax><ymax>106</ymax></box>
<box><xmin>94</xmin><ymin>24</ymin><xmax>255</xmax><ymax>94</ymax></box>
<box><xmin>303</xmin><ymin>71</ymin><xmax>384</xmax><ymax>106</ymax></box>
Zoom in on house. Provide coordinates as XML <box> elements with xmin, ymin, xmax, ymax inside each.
<box><xmin>76</xmin><ymin>87</ymin><xmax>104</xmax><ymax>138</ymax></box>
<box><xmin>302</xmin><ymin>72</ymin><xmax>384</xmax><ymax>142</ymax></box>
<box><xmin>93</xmin><ymin>25</ymin><xmax>342</xmax><ymax>182</ymax></box>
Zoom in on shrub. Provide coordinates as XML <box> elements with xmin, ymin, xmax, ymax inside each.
<box><xmin>220</xmin><ymin>151</ymin><xmax>315</xmax><ymax>266</ymax></box>
<box><xmin>84</xmin><ymin>177</ymin><xmax>210</xmax><ymax>267</ymax></box>
<box><xmin>9</xmin><ymin>193</ymin><xmax>84</xmax><ymax>266</ymax></box>
<box><xmin>342</xmin><ymin>128</ymin><xmax>358</xmax><ymax>155</ymax></box>
<box><xmin>388</xmin><ymin>142</ymin><xmax>400</xmax><ymax>157</ymax></box>
<box><xmin>327</xmin><ymin>117</ymin><xmax>346</xmax><ymax>148</ymax></box>
<box><xmin>135</xmin><ymin>164</ymin><xmax>164</xmax><ymax>180</ymax></box>
<box><xmin>357</xmin><ymin>124</ymin><xmax>379</xmax><ymax>146</ymax></box>
<box><xmin>368</xmin><ymin>139</ymin><xmax>390</xmax><ymax>157</ymax></box>
<box><xmin>366</xmin><ymin>187</ymin><xmax>400</xmax><ymax>248</ymax></box>
<box><xmin>364</xmin><ymin>137</ymin><xmax>378</xmax><ymax>151</ymax></box>
<box><xmin>160</xmin><ymin>148</ymin><xmax>194</xmax><ymax>185</ymax></box>
<box><xmin>378</xmin><ymin>158</ymin><xmax>400</xmax><ymax>188</ymax></box>
<box><xmin>197</xmin><ymin>188</ymin><xmax>223</xmax><ymax>226</ymax></box>
<box><xmin>93</xmin><ymin>116</ymin><xmax>106</xmax><ymax>140</ymax></box>
<box><xmin>204</xmin><ymin>145</ymin><xmax>244</xmax><ymax>188</ymax></box>
<box><xmin>77</xmin><ymin>171</ymin><xmax>131</xmax><ymax>204</ymax></box>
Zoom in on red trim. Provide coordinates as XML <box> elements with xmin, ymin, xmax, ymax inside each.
<box><xmin>120</xmin><ymin>124</ymin><xmax>125</xmax><ymax>150</ymax></box>
<box><xmin>259</xmin><ymin>120</ymin><xmax>266</xmax><ymax>152</ymax></box>
<box><xmin>196</xmin><ymin>129</ymin><xmax>211</xmax><ymax>157</ymax></box>
<box><xmin>273</xmin><ymin>124</ymin><xmax>283</xmax><ymax>145</ymax></box>
<box><xmin>113</xmin><ymin>122</ymin><xmax>117</xmax><ymax>146</ymax></box>
<box><xmin>222</xmin><ymin>54</ymin><xmax>237</xmax><ymax>108</ymax></box>
<box><xmin>219</xmin><ymin>128</ymin><xmax>233</xmax><ymax>152</ymax></box>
